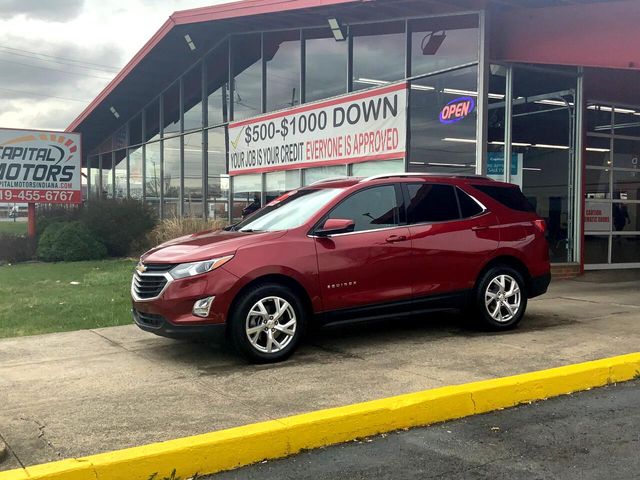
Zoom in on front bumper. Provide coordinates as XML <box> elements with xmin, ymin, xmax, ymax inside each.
<box><xmin>132</xmin><ymin>309</ymin><xmax>225</xmax><ymax>339</ymax></box>
<box><xmin>528</xmin><ymin>272</ymin><xmax>551</xmax><ymax>298</ymax></box>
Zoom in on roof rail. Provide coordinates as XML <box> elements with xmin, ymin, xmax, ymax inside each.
<box><xmin>360</xmin><ymin>172</ymin><xmax>494</xmax><ymax>182</ymax></box>
<box><xmin>309</xmin><ymin>176</ymin><xmax>354</xmax><ymax>186</ymax></box>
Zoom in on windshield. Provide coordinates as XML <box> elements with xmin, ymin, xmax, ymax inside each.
<box><xmin>234</xmin><ymin>188</ymin><xmax>343</xmax><ymax>232</ymax></box>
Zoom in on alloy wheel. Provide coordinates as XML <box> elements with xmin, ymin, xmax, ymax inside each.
<box><xmin>484</xmin><ymin>274</ymin><xmax>521</xmax><ymax>323</ymax></box>
<box><xmin>245</xmin><ymin>296</ymin><xmax>297</xmax><ymax>354</ymax></box>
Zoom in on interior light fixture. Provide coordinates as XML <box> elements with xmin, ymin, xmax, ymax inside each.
<box><xmin>443</xmin><ymin>88</ymin><xmax>478</xmax><ymax>97</ymax></box>
<box><xmin>427</xmin><ymin>162</ymin><xmax>473</xmax><ymax>168</ymax></box>
<box><xmin>355</xmin><ymin>78</ymin><xmax>389</xmax><ymax>86</ymax></box>
<box><xmin>585</xmin><ymin>147</ymin><xmax>610</xmax><ymax>152</ymax></box>
<box><xmin>109</xmin><ymin>106</ymin><xmax>120</xmax><ymax>119</ymax></box>
<box><xmin>184</xmin><ymin>34</ymin><xmax>196</xmax><ymax>51</ymax></box>
<box><xmin>410</xmin><ymin>84</ymin><xmax>436</xmax><ymax>91</ymax></box>
<box><xmin>523</xmin><ymin>167</ymin><xmax>543</xmax><ymax>171</ymax></box>
<box><xmin>328</xmin><ymin>18</ymin><xmax>346</xmax><ymax>41</ymax></box>
<box><xmin>421</xmin><ymin>31</ymin><xmax>446</xmax><ymax>55</ymax></box>
<box><xmin>442</xmin><ymin>137</ymin><xmax>477</xmax><ymax>144</ymax></box>
<box><xmin>533</xmin><ymin>144</ymin><xmax>569</xmax><ymax>150</ymax></box>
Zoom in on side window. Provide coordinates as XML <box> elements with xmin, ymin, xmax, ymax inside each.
<box><xmin>328</xmin><ymin>185</ymin><xmax>398</xmax><ymax>232</ymax></box>
<box><xmin>406</xmin><ymin>183</ymin><xmax>459</xmax><ymax>223</ymax></box>
<box><xmin>456</xmin><ymin>187</ymin><xmax>484</xmax><ymax>218</ymax></box>
<box><xmin>472</xmin><ymin>184</ymin><xmax>535</xmax><ymax>212</ymax></box>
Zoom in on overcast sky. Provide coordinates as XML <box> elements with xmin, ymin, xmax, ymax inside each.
<box><xmin>0</xmin><ymin>0</ymin><xmax>231</xmax><ymax>131</ymax></box>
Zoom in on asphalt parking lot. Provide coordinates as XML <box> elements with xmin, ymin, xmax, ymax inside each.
<box><xmin>208</xmin><ymin>380</ymin><xmax>640</xmax><ymax>480</ymax></box>
<box><xmin>1</xmin><ymin>271</ymin><xmax>640</xmax><ymax>471</ymax></box>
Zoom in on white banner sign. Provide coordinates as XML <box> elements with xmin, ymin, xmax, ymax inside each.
<box><xmin>585</xmin><ymin>201</ymin><xmax>611</xmax><ymax>232</ymax></box>
<box><xmin>0</xmin><ymin>128</ymin><xmax>82</xmax><ymax>204</ymax></box>
<box><xmin>228</xmin><ymin>83</ymin><xmax>407</xmax><ymax>175</ymax></box>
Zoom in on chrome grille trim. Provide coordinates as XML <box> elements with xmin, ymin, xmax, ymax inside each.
<box><xmin>131</xmin><ymin>264</ymin><xmax>174</xmax><ymax>302</ymax></box>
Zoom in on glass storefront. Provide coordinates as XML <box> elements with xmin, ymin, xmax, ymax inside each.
<box><xmin>83</xmin><ymin>10</ymin><xmax>601</xmax><ymax>267</ymax></box>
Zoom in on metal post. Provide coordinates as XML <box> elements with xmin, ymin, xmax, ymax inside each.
<box><xmin>574</xmin><ymin>67</ymin><xmax>584</xmax><ymax>265</ymax></box>
<box><xmin>27</xmin><ymin>203</ymin><xmax>36</xmax><ymax>238</ymax></box>
<box><xmin>475</xmin><ymin>10</ymin><xmax>489</xmax><ymax>176</ymax></box>
<box><xmin>202</xmin><ymin>61</ymin><xmax>209</xmax><ymax>220</ymax></box>
<box><xmin>111</xmin><ymin>151</ymin><xmax>116</xmax><ymax>198</ymax></box>
<box><xmin>159</xmin><ymin>96</ymin><xmax>165</xmax><ymax>219</ymax></box>
<box><xmin>125</xmin><ymin>122</ymin><xmax>131</xmax><ymax>198</ymax></box>
<box><xmin>504</xmin><ymin>65</ymin><xmax>513</xmax><ymax>183</ymax></box>
<box><xmin>179</xmin><ymin>77</ymin><xmax>185</xmax><ymax>217</ymax></box>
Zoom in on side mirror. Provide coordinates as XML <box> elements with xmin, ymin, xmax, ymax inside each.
<box><xmin>315</xmin><ymin>218</ymin><xmax>355</xmax><ymax>237</ymax></box>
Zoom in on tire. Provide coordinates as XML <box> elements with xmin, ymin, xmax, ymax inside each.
<box><xmin>229</xmin><ymin>283</ymin><xmax>306</xmax><ymax>363</ymax></box>
<box><xmin>472</xmin><ymin>265</ymin><xmax>527</xmax><ymax>330</ymax></box>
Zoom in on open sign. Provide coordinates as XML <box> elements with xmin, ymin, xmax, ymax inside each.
<box><xmin>439</xmin><ymin>96</ymin><xmax>475</xmax><ymax>124</ymax></box>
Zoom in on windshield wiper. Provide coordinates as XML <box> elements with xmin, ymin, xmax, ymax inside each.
<box><xmin>239</xmin><ymin>228</ymin><xmax>263</xmax><ymax>233</ymax></box>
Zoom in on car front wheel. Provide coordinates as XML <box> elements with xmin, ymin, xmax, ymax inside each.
<box><xmin>473</xmin><ymin>266</ymin><xmax>527</xmax><ymax>330</ymax></box>
<box><xmin>229</xmin><ymin>283</ymin><xmax>305</xmax><ymax>363</ymax></box>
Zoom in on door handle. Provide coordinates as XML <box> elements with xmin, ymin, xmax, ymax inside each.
<box><xmin>385</xmin><ymin>234</ymin><xmax>407</xmax><ymax>243</ymax></box>
<box><xmin>471</xmin><ymin>226</ymin><xmax>489</xmax><ymax>231</ymax></box>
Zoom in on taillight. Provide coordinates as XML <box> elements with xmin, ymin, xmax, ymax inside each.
<box><xmin>533</xmin><ymin>219</ymin><xmax>546</xmax><ymax>234</ymax></box>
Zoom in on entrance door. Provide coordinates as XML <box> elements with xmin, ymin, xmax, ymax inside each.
<box><xmin>510</xmin><ymin>65</ymin><xmax>578</xmax><ymax>263</ymax></box>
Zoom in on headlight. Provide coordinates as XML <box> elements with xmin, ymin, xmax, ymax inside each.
<box><xmin>169</xmin><ymin>255</ymin><xmax>234</xmax><ymax>279</ymax></box>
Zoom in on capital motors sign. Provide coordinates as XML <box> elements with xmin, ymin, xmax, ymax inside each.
<box><xmin>0</xmin><ymin>128</ymin><xmax>82</xmax><ymax>204</ymax></box>
<box><xmin>439</xmin><ymin>96</ymin><xmax>475</xmax><ymax>124</ymax></box>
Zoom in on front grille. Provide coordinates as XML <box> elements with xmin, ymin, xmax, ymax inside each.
<box><xmin>142</xmin><ymin>263</ymin><xmax>174</xmax><ymax>273</ymax></box>
<box><xmin>132</xmin><ymin>272</ymin><xmax>169</xmax><ymax>299</ymax></box>
<box><xmin>133</xmin><ymin>310</ymin><xmax>165</xmax><ymax>328</ymax></box>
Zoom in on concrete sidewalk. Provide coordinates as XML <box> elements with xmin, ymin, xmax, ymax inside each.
<box><xmin>1</xmin><ymin>272</ymin><xmax>640</xmax><ymax>471</ymax></box>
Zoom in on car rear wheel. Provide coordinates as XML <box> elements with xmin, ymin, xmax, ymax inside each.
<box><xmin>229</xmin><ymin>283</ymin><xmax>306</xmax><ymax>363</ymax></box>
<box><xmin>472</xmin><ymin>266</ymin><xmax>527</xmax><ymax>330</ymax></box>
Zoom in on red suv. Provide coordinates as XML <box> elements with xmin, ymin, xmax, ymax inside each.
<box><xmin>132</xmin><ymin>174</ymin><xmax>550</xmax><ymax>363</ymax></box>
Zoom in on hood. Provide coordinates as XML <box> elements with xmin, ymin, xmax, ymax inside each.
<box><xmin>141</xmin><ymin>229</ymin><xmax>286</xmax><ymax>264</ymax></box>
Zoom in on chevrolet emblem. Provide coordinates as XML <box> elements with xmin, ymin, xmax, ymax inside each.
<box><xmin>136</xmin><ymin>263</ymin><xmax>147</xmax><ymax>273</ymax></box>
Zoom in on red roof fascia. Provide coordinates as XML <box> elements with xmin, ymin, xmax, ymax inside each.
<box><xmin>66</xmin><ymin>0</ymin><xmax>365</xmax><ymax>133</ymax></box>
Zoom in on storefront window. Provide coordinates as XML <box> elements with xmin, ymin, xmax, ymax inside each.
<box><xmin>303</xmin><ymin>165</ymin><xmax>347</xmax><ymax>185</ymax></box>
<box><xmin>183</xmin><ymin>63</ymin><xmax>202</xmax><ymax>132</ymax></box>
<box><xmin>352</xmin><ymin>159</ymin><xmax>404</xmax><ymax>176</ymax></box>
<box><xmin>184</xmin><ymin>132</ymin><xmax>203</xmax><ymax>217</ymax></box>
<box><xmin>163</xmin><ymin>136</ymin><xmax>181</xmax><ymax>217</ymax></box>
<box><xmin>233</xmin><ymin>173</ymin><xmax>262</xmax><ymax>221</ymax></box>
<box><xmin>487</xmin><ymin>65</ymin><xmax>507</xmax><ymax>180</ymax></box>
<box><xmin>208</xmin><ymin>127</ymin><xmax>228</xmax><ymax>220</ymax></box>
<box><xmin>206</xmin><ymin>40</ymin><xmax>228</xmax><ymax>127</ymax></box>
<box><xmin>265</xmin><ymin>170</ymin><xmax>301</xmax><ymax>202</ymax></box>
<box><xmin>163</xmin><ymin>82</ymin><xmax>181</xmax><ymax>137</ymax></box>
<box><xmin>584</xmin><ymin>108</ymin><xmax>640</xmax><ymax>266</ymax></box>
<box><xmin>129</xmin><ymin>146</ymin><xmax>143</xmax><ymax>199</ymax></box>
<box><xmin>232</xmin><ymin>34</ymin><xmax>262</xmax><ymax>120</ymax></box>
<box><xmin>114</xmin><ymin>150</ymin><xmax>127</xmax><ymax>198</ymax></box>
<box><xmin>408</xmin><ymin>65</ymin><xmax>478</xmax><ymax>173</ymax></box>
<box><xmin>145</xmin><ymin>99</ymin><xmax>160</xmax><ymax>143</ymax></box>
<box><xmin>410</xmin><ymin>15</ymin><xmax>478</xmax><ymax>77</ymax></box>
<box><xmin>145</xmin><ymin>140</ymin><xmax>161</xmax><ymax>214</ymax></box>
<box><xmin>102</xmin><ymin>154</ymin><xmax>112</xmax><ymax>198</ymax></box>
<box><xmin>265</xmin><ymin>30</ymin><xmax>300</xmax><ymax>112</ymax></box>
<box><xmin>352</xmin><ymin>21</ymin><xmax>405</xmax><ymax>91</ymax></box>
<box><xmin>304</xmin><ymin>27</ymin><xmax>347</xmax><ymax>102</ymax></box>
<box><xmin>129</xmin><ymin>114</ymin><xmax>142</xmax><ymax>147</ymax></box>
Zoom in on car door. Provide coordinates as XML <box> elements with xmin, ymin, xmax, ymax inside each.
<box><xmin>404</xmin><ymin>182</ymin><xmax>500</xmax><ymax>300</ymax></box>
<box><xmin>314</xmin><ymin>183</ymin><xmax>413</xmax><ymax>313</ymax></box>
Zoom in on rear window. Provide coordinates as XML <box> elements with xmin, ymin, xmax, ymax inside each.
<box><xmin>472</xmin><ymin>184</ymin><xmax>535</xmax><ymax>212</ymax></box>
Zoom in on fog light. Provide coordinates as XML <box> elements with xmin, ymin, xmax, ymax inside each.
<box><xmin>192</xmin><ymin>296</ymin><xmax>215</xmax><ymax>318</ymax></box>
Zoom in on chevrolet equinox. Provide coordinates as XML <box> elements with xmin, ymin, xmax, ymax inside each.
<box><xmin>132</xmin><ymin>173</ymin><xmax>550</xmax><ymax>363</ymax></box>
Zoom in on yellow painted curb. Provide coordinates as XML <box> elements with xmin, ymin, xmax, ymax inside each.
<box><xmin>1</xmin><ymin>352</ymin><xmax>639</xmax><ymax>480</ymax></box>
